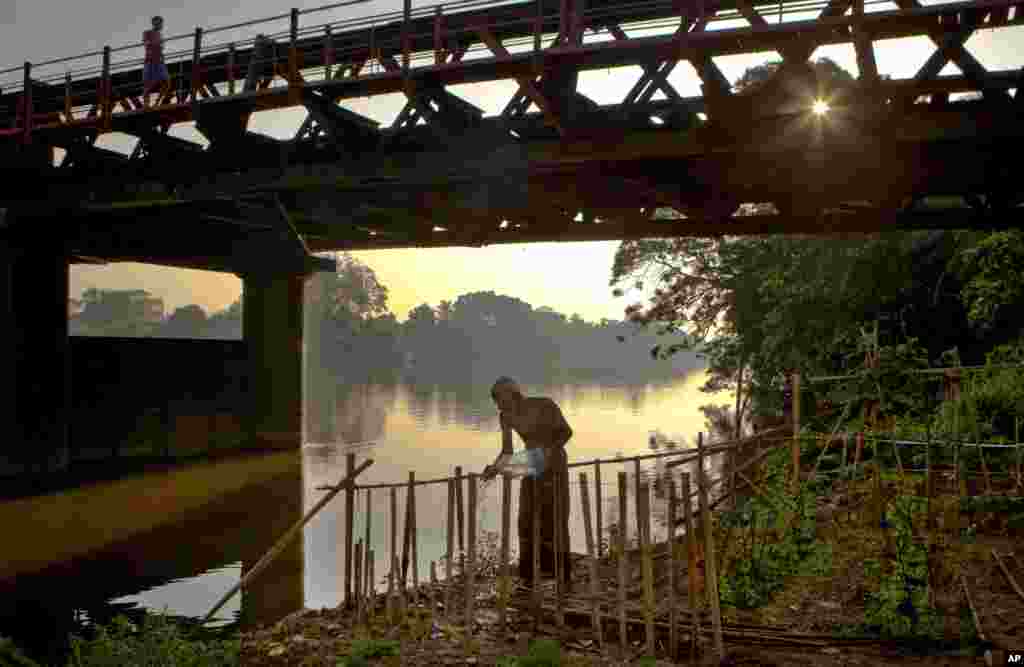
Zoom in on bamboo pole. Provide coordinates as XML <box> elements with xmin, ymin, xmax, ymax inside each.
<box><xmin>697</xmin><ymin>433</ymin><xmax>705</xmax><ymax>510</ymax></box>
<box><xmin>639</xmin><ymin>481</ymin><xmax>655</xmax><ymax>657</ymax></box>
<box><xmin>532</xmin><ymin>477</ymin><xmax>542</xmax><ymax>628</ymax></box>
<box><xmin>446</xmin><ymin>477</ymin><xmax>456</xmax><ymax>621</ymax></box>
<box><xmin>410</xmin><ymin>471</ymin><xmax>419</xmax><ymax>605</ymax></box>
<box><xmin>430</xmin><ymin>560</ymin><xmax>438</xmax><ymax>622</ymax></box>
<box><xmin>894</xmin><ymin>437</ymin><xmax>905</xmax><ymax>478</ymax></box>
<box><xmin>368</xmin><ymin>548</ymin><xmax>376</xmax><ymax>623</ymax></box>
<box><xmin>634</xmin><ymin>458</ymin><xmax>642</xmax><ymax>550</ymax></box>
<box><xmin>345</xmin><ymin>453</ymin><xmax>356</xmax><ymax>606</ymax></box>
<box><xmin>979</xmin><ymin>438</ymin><xmax>993</xmax><ymax>494</ymax></box>
<box><xmin>354</xmin><ymin>540</ymin><xmax>364</xmax><ymax>626</ymax></box>
<box><xmin>792</xmin><ymin>370</ymin><xmax>802</xmax><ymax>493</ymax></box>
<box><xmin>698</xmin><ymin>460</ymin><xmax>725</xmax><ymax>660</ymax></box>
<box><xmin>666</xmin><ymin>473</ymin><xmax>679</xmax><ymax>662</ymax></box>
<box><xmin>617</xmin><ymin>471</ymin><xmax>628</xmax><ymax>654</ymax></box>
<box><xmin>466</xmin><ymin>473</ymin><xmax>478</xmax><ymax>644</ymax></box>
<box><xmin>391</xmin><ymin>486</ymin><xmax>398</xmax><ymax>593</ymax></box>
<box><xmin>681</xmin><ymin>471</ymin><xmax>700</xmax><ymax>660</ymax></box>
<box><xmin>578</xmin><ymin>471</ymin><xmax>604</xmax><ymax>648</ymax></box>
<box><xmin>402</xmin><ymin>477</ymin><xmax>412</xmax><ymax>590</ymax></box>
<box><xmin>387</xmin><ymin>559</ymin><xmax>395</xmax><ymax>623</ymax></box>
<box><xmin>395</xmin><ymin>554</ymin><xmax>406</xmax><ymax>620</ymax></box>
<box><xmin>554</xmin><ymin>467</ymin><xmax>565</xmax><ymax>632</ymax></box>
<box><xmin>201</xmin><ymin>458</ymin><xmax>373</xmax><ymax>624</ymax></box>
<box><xmin>594</xmin><ymin>462</ymin><xmax>604</xmax><ymax>559</ymax></box>
<box><xmin>456</xmin><ymin>466</ymin><xmax>465</xmax><ymax>573</ymax></box>
<box><xmin>1016</xmin><ymin>417</ymin><xmax>1022</xmax><ymax>490</ymax></box>
<box><xmin>499</xmin><ymin>473</ymin><xmax>512</xmax><ymax>639</ymax></box>
<box><xmin>364</xmin><ymin>488</ymin><xmax>372</xmax><ymax>599</ymax></box>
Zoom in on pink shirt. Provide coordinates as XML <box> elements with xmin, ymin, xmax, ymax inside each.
<box><xmin>143</xmin><ymin>29</ymin><xmax>163</xmax><ymax>64</ymax></box>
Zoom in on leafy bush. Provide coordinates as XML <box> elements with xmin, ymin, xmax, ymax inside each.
<box><xmin>496</xmin><ymin>639</ymin><xmax>561</xmax><ymax>667</ymax></box>
<box><xmin>67</xmin><ymin>613</ymin><xmax>239</xmax><ymax>667</ymax></box>
<box><xmin>337</xmin><ymin>639</ymin><xmax>400</xmax><ymax>666</ymax></box>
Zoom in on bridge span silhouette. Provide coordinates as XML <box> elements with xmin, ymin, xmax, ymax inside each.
<box><xmin>0</xmin><ymin>0</ymin><xmax>1021</xmax><ymax>481</ymax></box>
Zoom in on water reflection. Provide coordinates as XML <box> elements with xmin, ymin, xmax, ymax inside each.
<box><xmin>0</xmin><ymin>454</ymin><xmax>304</xmax><ymax>665</ymax></box>
<box><xmin>1</xmin><ymin>371</ymin><xmax>728</xmax><ymax>663</ymax></box>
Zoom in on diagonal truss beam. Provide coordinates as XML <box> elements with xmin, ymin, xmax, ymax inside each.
<box><xmin>476</xmin><ymin>25</ymin><xmax>564</xmax><ymax>134</ymax></box>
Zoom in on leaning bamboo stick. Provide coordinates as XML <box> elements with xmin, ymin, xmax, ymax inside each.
<box><xmin>386</xmin><ymin>560</ymin><xmax>395</xmax><ymax>623</ymax></box>
<box><xmin>446</xmin><ymin>477</ymin><xmax>456</xmax><ymax>622</ymax></box>
<box><xmin>579</xmin><ymin>471</ymin><xmax>604</xmax><ymax>648</ymax></box>
<box><xmin>395</xmin><ymin>554</ymin><xmax>406</xmax><ymax>620</ymax></box>
<box><xmin>992</xmin><ymin>549</ymin><xmax>1024</xmax><ymax>602</ymax></box>
<box><xmin>499</xmin><ymin>473</ymin><xmax>512</xmax><ymax>640</ymax></box>
<box><xmin>960</xmin><ymin>574</ymin><xmax>993</xmax><ymax>667</ymax></box>
<box><xmin>698</xmin><ymin>460</ymin><xmax>725</xmax><ymax>660</ymax></box>
<box><xmin>402</xmin><ymin>478</ymin><xmax>412</xmax><ymax>588</ymax></box>
<box><xmin>638</xmin><ymin>481</ymin><xmax>655</xmax><ymax>657</ymax></box>
<box><xmin>466</xmin><ymin>473</ymin><xmax>478</xmax><ymax>645</ymax></box>
<box><xmin>617</xmin><ymin>471</ymin><xmax>628</xmax><ymax>654</ymax></box>
<box><xmin>666</xmin><ymin>472</ymin><xmax>679</xmax><ymax>662</ymax></box>
<box><xmin>681</xmin><ymin>471</ymin><xmax>700</xmax><ymax>661</ymax></box>
<box><xmin>430</xmin><ymin>560</ymin><xmax>438</xmax><ymax>624</ymax></box>
<box><xmin>201</xmin><ymin>458</ymin><xmax>373</xmax><ymax>624</ymax></box>
<box><xmin>594</xmin><ymin>462</ymin><xmax>604</xmax><ymax>560</ymax></box>
<box><xmin>978</xmin><ymin>439</ymin><xmax>993</xmax><ymax>494</ymax></box>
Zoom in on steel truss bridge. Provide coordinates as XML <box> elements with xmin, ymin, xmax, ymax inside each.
<box><xmin>1</xmin><ymin>0</ymin><xmax>1023</xmax><ymax>270</ymax></box>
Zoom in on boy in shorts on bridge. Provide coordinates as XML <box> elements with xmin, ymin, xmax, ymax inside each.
<box><xmin>143</xmin><ymin>15</ymin><xmax>169</xmax><ymax>107</ymax></box>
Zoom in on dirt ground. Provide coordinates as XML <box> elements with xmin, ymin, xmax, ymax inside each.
<box><xmin>240</xmin><ymin>471</ymin><xmax>1024</xmax><ymax>666</ymax></box>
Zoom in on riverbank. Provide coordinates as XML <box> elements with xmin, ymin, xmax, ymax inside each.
<box><xmin>237</xmin><ymin>443</ymin><xmax>1023</xmax><ymax>666</ymax></box>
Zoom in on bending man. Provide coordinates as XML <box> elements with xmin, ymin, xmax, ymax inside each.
<box><xmin>483</xmin><ymin>377</ymin><xmax>573</xmax><ymax>586</ymax></box>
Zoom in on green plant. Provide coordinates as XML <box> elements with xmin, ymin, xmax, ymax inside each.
<box><xmin>860</xmin><ymin>495</ymin><xmax>942</xmax><ymax>639</ymax></box>
<box><xmin>66</xmin><ymin>612</ymin><xmax>239</xmax><ymax>667</ymax></box>
<box><xmin>337</xmin><ymin>639</ymin><xmax>400</xmax><ymax>666</ymax></box>
<box><xmin>0</xmin><ymin>637</ymin><xmax>41</xmax><ymax>667</ymax></box>
<box><xmin>718</xmin><ymin>450</ymin><xmax>832</xmax><ymax>609</ymax></box>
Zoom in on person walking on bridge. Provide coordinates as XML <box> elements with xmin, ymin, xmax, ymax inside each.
<box><xmin>143</xmin><ymin>15</ymin><xmax>169</xmax><ymax>106</ymax></box>
<box><xmin>483</xmin><ymin>377</ymin><xmax>573</xmax><ymax>587</ymax></box>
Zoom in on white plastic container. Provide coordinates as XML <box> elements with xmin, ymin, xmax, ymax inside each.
<box><xmin>494</xmin><ymin>448</ymin><xmax>546</xmax><ymax>479</ymax></box>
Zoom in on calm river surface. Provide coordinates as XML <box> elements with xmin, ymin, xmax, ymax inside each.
<box><xmin>1</xmin><ymin>371</ymin><xmax>729</xmax><ymax>661</ymax></box>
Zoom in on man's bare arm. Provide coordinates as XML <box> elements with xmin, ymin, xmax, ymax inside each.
<box><xmin>547</xmin><ymin>399</ymin><xmax>573</xmax><ymax>449</ymax></box>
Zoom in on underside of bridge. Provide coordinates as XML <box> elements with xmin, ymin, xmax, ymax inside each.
<box><xmin>0</xmin><ymin>0</ymin><xmax>1021</xmax><ymax>476</ymax></box>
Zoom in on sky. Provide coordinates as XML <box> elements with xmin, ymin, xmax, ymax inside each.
<box><xmin>2</xmin><ymin>0</ymin><xmax>1021</xmax><ymax>321</ymax></box>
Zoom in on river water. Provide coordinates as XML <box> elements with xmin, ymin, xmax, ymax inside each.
<box><xmin>1</xmin><ymin>371</ymin><xmax>729</xmax><ymax>662</ymax></box>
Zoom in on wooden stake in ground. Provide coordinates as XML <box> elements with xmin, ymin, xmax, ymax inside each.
<box><xmin>617</xmin><ymin>471</ymin><xmax>628</xmax><ymax>654</ymax></box>
<box><xmin>554</xmin><ymin>467</ymin><xmax>565</xmax><ymax>633</ymax></box>
<box><xmin>499</xmin><ymin>472</ymin><xmax>512</xmax><ymax>640</ymax></box>
<box><xmin>666</xmin><ymin>473</ymin><xmax>679</xmax><ymax>662</ymax></box>
<box><xmin>638</xmin><ymin>481</ymin><xmax>655</xmax><ymax>657</ymax></box>
<box><xmin>634</xmin><ymin>458</ymin><xmax>643</xmax><ymax>549</ymax></box>
<box><xmin>410</xmin><ymin>471</ymin><xmax>419</xmax><ymax>604</ymax></box>
<box><xmin>792</xmin><ymin>370</ymin><xmax>801</xmax><ymax>493</ymax></box>
<box><xmin>681</xmin><ymin>471</ymin><xmax>700</xmax><ymax>660</ymax></box>
<box><xmin>429</xmin><ymin>560</ymin><xmax>438</xmax><ymax>624</ymax></box>
<box><xmin>390</xmin><ymin>486</ymin><xmax>398</xmax><ymax>593</ymax></box>
<box><xmin>594</xmin><ymin>461</ymin><xmax>603</xmax><ymax>559</ymax></box>
<box><xmin>455</xmin><ymin>465</ymin><xmax>465</xmax><ymax>572</ymax></box>
<box><xmin>368</xmin><ymin>549</ymin><xmax>376</xmax><ymax>623</ymax></box>
<box><xmin>978</xmin><ymin>440</ymin><xmax>993</xmax><ymax>494</ymax></box>
<box><xmin>387</xmin><ymin>560</ymin><xmax>395</xmax><ymax>624</ymax></box>
<box><xmin>354</xmin><ymin>540</ymin><xmax>364</xmax><ymax>626</ymax></box>
<box><xmin>201</xmin><ymin>457</ymin><xmax>373</xmax><ymax>625</ymax></box>
<box><xmin>345</xmin><ymin>452</ymin><xmax>356</xmax><ymax>606</ymax></box>
<box><xmin>446</xmin><ymin>477</ymin><xmax>455</xmax><ymax>621</ymax></box>
<box><xmin>364</xmin><ymin>487</ymin><xmax>372</xmax><ymax>600</ymax></box>
<box><xmin>697</xmin><ymin>460</ymin><xmax>724</xmax><ymax>660</ymax></box>
<box><xmin>578</xmin><ymin>471</ymin><xmax>604</xmax><ymax>648</ymax></box>
<box><xmin>394</xmin><ymin>554</ymin><xmax>406</xmax><ymax>620</ymax></box>
<box><xmin>532</xmin><ymin>476</ymin><xmax>542</xmax><ymax>629</ymax></box>
<box><xmin>466</xmin><ymin>473</ymin><xmax>478</xmax><ymax>646</ymax></box>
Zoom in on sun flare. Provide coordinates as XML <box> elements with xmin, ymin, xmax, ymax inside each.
<box><xmin>812</xmin><ymin>99</ymin><xmax>831</xmax><ymax>115</ymax></box>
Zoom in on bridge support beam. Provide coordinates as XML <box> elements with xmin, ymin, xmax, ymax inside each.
<box><xmin>0</xmin><ymin>239</ymin><xmax>70</xmax><ymax>477</ymax></box>
<box><xmin>241</xmin><ymin>271</ymin><xmax>305</xmax><ymax>451</ymax></box>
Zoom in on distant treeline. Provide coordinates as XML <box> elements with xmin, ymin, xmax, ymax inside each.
<box><xmin>71</xmin><ymin>255</ymin><xmax>701</xmax><ymax>386</ymax></box>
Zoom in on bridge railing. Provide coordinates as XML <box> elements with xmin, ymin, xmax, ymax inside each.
<box><xmin>0</xmin><ymin>0</ymin><xmax>1011</xmax><ymax>135</ymax></box>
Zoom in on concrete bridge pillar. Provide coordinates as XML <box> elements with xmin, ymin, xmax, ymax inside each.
<box><xmin>0</xmin><ymin>239</ymin><xmax>70</xmax><ymax>477</ymax></box>
<box><xmin>241</xmin><ymin>271</ymin><xmax>305</xmax><ymax>450</ymax></box>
